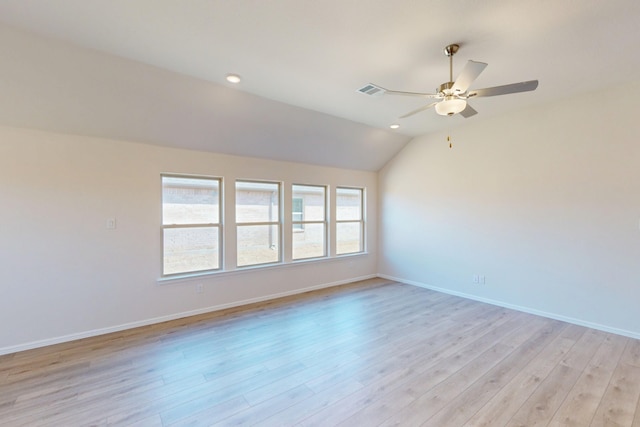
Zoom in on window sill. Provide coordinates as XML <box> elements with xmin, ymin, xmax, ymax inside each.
<box><xmin>157</xmin><ymin>252</ymin><xmax>368</xmax><ymax>284</ymax></box>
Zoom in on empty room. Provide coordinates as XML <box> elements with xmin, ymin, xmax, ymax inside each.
<box><xmin>2</xmin><ymin>1</ymin><xmax>640</xmax><ymax>426</ymax></box>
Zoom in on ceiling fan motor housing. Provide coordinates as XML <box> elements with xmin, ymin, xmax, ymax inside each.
<box><xmin>438</xmin><ymin>81</ymin><xmax>455</xmax><ymax>94</ymax></box>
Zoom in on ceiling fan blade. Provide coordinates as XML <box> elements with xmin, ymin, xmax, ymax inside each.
<box><xmin>460</xmin><ymin>104</ymin><xmax>478</xmax><ymax>118</ymax></box>
<box><xmin>384</xmin><ymin>88</ymin><xmax>440</xmax><ymax>98</ymax></box>
<box><xmin>468</xmin><ymin>80</ymin><xmax>538</xmax><ymax>98</ymax></box>
<box><xmin>399</xmin><ymin>102</ymin><xmax>438</xmax><ymax>119</ymax></box>
<box><xmin>452</xmin><ymin>60</ymin><xmax>488</xmax><ymax>93</ymax></box>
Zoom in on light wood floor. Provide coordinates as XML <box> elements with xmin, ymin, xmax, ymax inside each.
<box><xmin>2</xmin><ymin>278</ymin><xmax>640</xmax><ymax>426</ymax></box>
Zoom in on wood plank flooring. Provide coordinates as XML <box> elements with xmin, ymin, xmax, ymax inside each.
<box><xmin>2</xmin><ymin>278</ymin><xmax>640</xmax><ymax>426</ymax></box>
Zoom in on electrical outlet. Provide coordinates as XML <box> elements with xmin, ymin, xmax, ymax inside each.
<box><xmin>479</xmin><ymin>275</ymin><xmax>486</xmax><ymax>284</ymax></box>
<box><xmin>106</xmin><ymin>218</ymin><xmax>117</xmax><ymax>229</ymax></box>
<box><xmin>473</xmin><ymin>275</ymin><xmax>479</xmax><ymax>284</ymax></box>
<box><xmin>195</xmin><ymin>284</ymin><xmax>203</xmax><ymax>294</ymax></box>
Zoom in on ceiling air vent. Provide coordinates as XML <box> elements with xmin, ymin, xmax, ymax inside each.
<box><xmin>357</xmin><ymin>83</ymin><xmax>385</xmax><ymax>96</ymax></box>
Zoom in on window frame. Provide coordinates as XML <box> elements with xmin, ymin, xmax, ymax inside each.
<box><xmin>161</xmin><ymin>174</ymin><xmax>223</xmax><ymax>277</ymax></box>
<box><xmin>292</xmin><ymin>184</ymin><xmax>328</xmax><ymax>260</ymax></box>
<box><xmin>235</xmin><ymin>179</ymin><xmax>283</xmax><ymax>268</ymax></box>
<box><xmin>335</xmin><ymin>186</ymin><xmax>365</xmax><ymax>255</ymax></box>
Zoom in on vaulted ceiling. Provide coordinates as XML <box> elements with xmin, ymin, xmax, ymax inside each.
<box><xmin>1</xmin><ymin>1</ymin><xmax>639</xmax><ymax>171</ymax></box>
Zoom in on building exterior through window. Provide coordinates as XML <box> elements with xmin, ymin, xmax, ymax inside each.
<box><xmin>336</xmin><ymin>187</ymin><xmax>364</xmax><ymax>254</ymax></box>
<box><xmin>292</xmin><ymin>184</ymin><xmax>327</xmax><ymax>260</ymax></box>
<box><xmin>161</xmin><ymin>175</ymin><xmax>221</xmax><ymax>276</ymax></box>
<box><xmin>235</xmin><ymin>180</ymin><xmax>281</xmax><ymax>267</ymax></box>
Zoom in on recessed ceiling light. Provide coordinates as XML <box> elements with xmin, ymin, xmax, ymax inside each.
<box><xmin>389</xmin><ymin>124</ymin><xmax>400</xmax><ymax>129</ymax></box>
<box><xmin>226</xmin><ymin>74</ymin><xmax>241</xmax><ymax>84</ymax></box>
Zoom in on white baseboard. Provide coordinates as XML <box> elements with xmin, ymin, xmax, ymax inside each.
<box><xmin>0</xmin><ymin>274</ymin><xmax>376</xmax><ymax>356</ymax></box>
<box><xmin>377</xmin><ymin>274</ymin><xmax>640</xmax><ymax>341</ymax></box>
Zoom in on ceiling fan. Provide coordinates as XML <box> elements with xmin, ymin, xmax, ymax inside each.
<box><xmin>363</xmin><ymin>44</ymin><xmax>538</xmax><ymax>119</ymax></box>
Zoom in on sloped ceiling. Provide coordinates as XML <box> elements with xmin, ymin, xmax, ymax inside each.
<box><xmin>0</xmin><ymin>1</ymin><xmax>639</xmax><ymax>171</ymax></box>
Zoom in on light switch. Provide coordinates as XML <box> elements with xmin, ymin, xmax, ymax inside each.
<box><xmin>106</xmin><ymin>218</ymin><xmax>117</xmax><ymax>229</ymax></box>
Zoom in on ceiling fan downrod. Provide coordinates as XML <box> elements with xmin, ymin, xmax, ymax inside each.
<box><xmin>443</xmin><ymin>44</ymin><xmax>459</xmax><ymax>83</ymax></box>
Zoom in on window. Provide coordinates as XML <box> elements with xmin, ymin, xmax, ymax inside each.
<box><xmin>236</xmin><ymin>180</ymin><xmax>281</xmax><ymax>267</ymax></box>
<box><xmin>292</xmin><ymin>184</ymin><xmax>327</xmax><ymax>260</ymax></box>
<box><xmin>162</xmin><ymin>175</ymin><xmax>221</xmax><ymax>276</ymax></box>
<box><xmin>160</xmin><ymin>175</ymin><xmax>367</xmax><ymax>278</ymax></box>
<box><xmin>336</xmin><ymin>187</ymin><xmax>364</xmax><ymax>255</ymax></box>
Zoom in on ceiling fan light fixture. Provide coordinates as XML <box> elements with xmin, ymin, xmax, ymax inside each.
<box><xmin>435</xmin><ymin>96</ymin><xmax>467</xmax><ymax>116</ymax></box>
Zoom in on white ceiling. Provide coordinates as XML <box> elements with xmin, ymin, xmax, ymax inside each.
<box><xmin>0</xmin><ymin>1</ymin><xmax>639</xmax><ymax>171</ymax></box>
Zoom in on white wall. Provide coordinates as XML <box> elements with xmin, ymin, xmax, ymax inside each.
<box><xmin>0</xmin><ymin>125</ymin><xmax>377</xmax><ymax>354</ymax></box>
<box><xmin>379</xmin><ymin>82</ymin><xmax>640</xmax><ymax>338</ymax></box>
